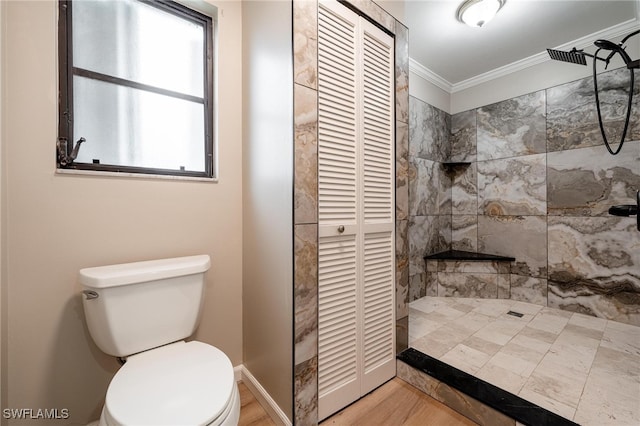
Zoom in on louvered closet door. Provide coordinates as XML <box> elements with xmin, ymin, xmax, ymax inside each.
<box><xmin>318</xmin><ymin>0</ymin><xmax>395</xmax><ymax>420</ymax></box>
<box><xmin>359</xmin><ymin>20</ymin><xmax>395</xmax><ymax>396</ymax></box>
<box><xmin>317</xmin><ymin>1</ymin><xmax>361</xmax><ymax>419</ymax></box>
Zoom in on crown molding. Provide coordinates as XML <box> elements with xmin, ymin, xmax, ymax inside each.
<box><xmin>409</xmin><ymin>12</ymin><xmax>640</xmax><ymax>95</ymax></box>
<box><xmin>408</xmin><ymin>58</ymin><xmax>453</xmax><ymax>93</ymax></box>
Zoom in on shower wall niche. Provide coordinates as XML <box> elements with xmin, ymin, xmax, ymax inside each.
<box><xmin>409</xmin><ymin>67</ymin><xmax>640</xmax><ymax>326</ymax></box>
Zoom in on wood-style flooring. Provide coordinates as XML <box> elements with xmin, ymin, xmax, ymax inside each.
<box><xmin>238</xmin><ymin>381</ymin><xmax>277</xmax><ymax>426</ymax></box>
<box><xmin>238</xmin><ymin>378</ymin><xmax>477</xmax><ymax>426</ymax></box>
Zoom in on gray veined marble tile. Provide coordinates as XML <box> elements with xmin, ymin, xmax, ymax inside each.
<box><xmin>294</xmin><ymin>355</ymin><xmax>318</xmax><ymax>426</ymax></box>
<box><xmin>440</xmin><ymin>343</ymin><xmax>493</xmax><ymax>375</ymax></box>
<box><xmin>294</xmin><ymin>84</ymin><xmax>318</xmax><ymax>224</ymax></box>
<box><xmin>409</xmin><ymin>215</ymin><xmax>451</xmax><ymax>262</ymax></box>
<box><xmin>396</xmin><ymin>120</ymin><xmax>410</xmax><ymax>221</ymax></box>
<box><xmin>294</xmin><ymin>224</ymin><xmax>318</xmax><ymax>365</ymax></box>
<box><xmin>547</xmin><ymin>67</ymin><xmax>640</xmax><ymax>153</ymax></box>
<box><xmin>409</xmin><ymin>158</ymin><xmax>451</xmax><ymax>216</ymax></box>
<box><xmin>452</xmin><ymin>162</ymin><xmax>478</xmax><ymax>215</ymax></box>
<box><xmin>409</xmin><ymin>216</ymin><xmax>451</xmax><ymax>301</ymax></box>
<box><xmin>450</xmin><ymin>109</ymin><xmax>477</xmax><ymax>162</ymax></box>
<box><xmin>547</xmin><ymin>140</ymin><xmax>640</xmax><ymax>216</ymax></box>
<box><xmin>394</xmin><ymin>22</ymin><xmax>409</xmax><ymax>125</ymax></box>
<box><xmin>409</xmin><ymin>273</ymin><xmax>426</xmax><ymax>302</ymax></box>
<box><xmin>426</xmin><ymin>272</ymin><xmax>438</xmax><ymax>296</ymax></box>
<box><xmin>437</xmin><ymin>260</ymin><xmax>499</xmax><ymax>274</ymax></box>
<box><xmin>477</xmin><ymin>154</ymin><xmax>547</xmax><ymax>216</ymax></box>
<box><xmin>293</xmin><ymin>0</ymin><xmax>318</xmax><ymax>90</ymax></box>
<box><xmin>437</xmin><ymin>273</ymin><xmax>498</xmax><ymax>299</ymax></box>
<box><xmin>548</xmin><ymin>215</ymin><xmax>640</xmax><ymax>326</ymax></box>
<box><xmin>510</xmin><ymin>275</ymin><xmax>547</xmax><ymax>306</ymax></box>
<box><xmin>477</xmin><ymin>90</ymin><xmax>546</xmax><ymax>161</ymax></box>
<box><xmin>409</xmin><ymin>215</ymin><xmax>452</xmax><ymax>277</ymax></box>
<box><xmin>497</xmin><ymin>273</ymin><xmax>511</xmax><ymax>299</ymax></box>
<box><xmin>409</xmin><ymin>96</ymin><xmax>450</xmax><ymax>162</ymax></box>
<box><xmin>452</xmin><ymin>215</ymin><xmax>478</xmax><ymax>252</ymax></box>
<box><xmin>478</xmin><ymin>215</ymin><xmax>548</xmax><ymax>279</ymax></box>
<box><xmin>396</xmin><ymin>219</ymin><xmax>409</xmax><ymax>317</ymax></box>
<box><xmin>477</xmin><ymin>362</ymin><xmax>529</xmax><ymax>395</ymax></box>
<box><xmin>575</xmin><ymin>353</ymin><xmax>640</xmax><ymax>426</ymax></box>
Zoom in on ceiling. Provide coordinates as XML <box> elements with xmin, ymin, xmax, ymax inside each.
<box><xmin>404</xmin><ymin>0</ymin><xmax>640</xmax><ymax>90</ymax></box>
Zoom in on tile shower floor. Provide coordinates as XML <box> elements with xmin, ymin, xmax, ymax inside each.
<box><xmin>409</xmin><ymin>296</ymin><xmax>640</xmax><ymax>426</ymax></box>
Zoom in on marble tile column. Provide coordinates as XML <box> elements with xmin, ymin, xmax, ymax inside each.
<box><xmin>293</xmin><ymin>1</ymin><xmax>319</xmax><ymax>423</ymax></box>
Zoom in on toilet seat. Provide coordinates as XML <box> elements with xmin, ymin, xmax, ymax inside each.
<box><xmin>102</xmin><ymin>341</ymin><xmax>236</xmax><ymax>426</ymax></box>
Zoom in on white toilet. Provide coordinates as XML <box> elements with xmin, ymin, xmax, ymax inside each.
<box><xmin>80</xmin><ymin>255</ymin><xmax>240</xmax><ymax>426</ymax></box>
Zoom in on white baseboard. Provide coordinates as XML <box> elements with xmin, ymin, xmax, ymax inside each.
<box><xmin>233</xmin><ymin>364</ymin><xmax>292</xmax><ymax>426</ymax></box>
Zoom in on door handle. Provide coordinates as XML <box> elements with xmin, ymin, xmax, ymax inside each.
<box><xmin>338</xmin><ymin>225</ymin><xmax>345</xmax><ymax>234</ymax></box>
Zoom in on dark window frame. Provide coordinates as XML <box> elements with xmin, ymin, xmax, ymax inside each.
<box><xmin>57</xmin><ymin>0</ymin><xmax>215</xmax><ymax>179</ymax></box>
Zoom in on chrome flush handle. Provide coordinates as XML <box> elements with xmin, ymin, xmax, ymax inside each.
<box><xmin>82</xmin><ymin>290</ymin><xmax>99</xmax><ymax>300</ymax></box>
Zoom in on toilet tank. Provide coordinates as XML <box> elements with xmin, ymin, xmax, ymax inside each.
<box><xmin>79</xmin><ymin>255</ymin><xmax>211</xmax><ymax>358</ymax></box>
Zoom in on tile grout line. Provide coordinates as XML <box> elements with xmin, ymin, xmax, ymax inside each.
<box><xmin>571</xmin><ymin>316</ymin><xmax>611</xmax><ymax>422</ymax></box>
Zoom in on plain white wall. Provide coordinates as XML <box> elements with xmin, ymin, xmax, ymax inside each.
<box><xmin>1</xmin><ymin>0</ymin><xmax>243</xmax><ymax>424</ymax></box>
<box><xmin>242</xmin><ymin>0</ymin><xmax>293</xmax><ymax>421</ymax></box>
<box><xmin>409</xmin><ymin>71</ymin><xmax>452</xmax><ymax>113</ymax></box>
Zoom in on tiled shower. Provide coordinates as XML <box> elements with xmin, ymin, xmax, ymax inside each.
<box><xmin>408</xmin><ymin>67</ymin><xmax>640</xmax><ymax>326</ymax></box>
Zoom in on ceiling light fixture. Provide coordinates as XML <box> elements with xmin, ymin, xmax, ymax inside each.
<box><xmin>456</xmin><ymin>0</ymin><xmax>506</xmax><ymax>28</ymax></box>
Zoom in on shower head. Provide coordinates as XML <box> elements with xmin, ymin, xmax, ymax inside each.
<box><xmin>547</xmin><ymin>48</ymin><xmax>587</xmax><ymax>66</ymax></box>
<box><xmin>594</xmin><ymin>39</ymin><xmax>632</xmax><ymax>65</ymax></box>
<box><xmin>594</xmin><ymin>39</ymin><xmax>620</xmax><ymax>50</ymax></box>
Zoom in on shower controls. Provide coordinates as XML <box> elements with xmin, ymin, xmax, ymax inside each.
<box><xmin>608</xmin><ymin>205</ymin><xmax>638</xmax><ymax>216</ymax></box>
<box><xmin>608</xmin><ymin>190</ymin><xmax>640</xmax><ymax>231</ymax></box>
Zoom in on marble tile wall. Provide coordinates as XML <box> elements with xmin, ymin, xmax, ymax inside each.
<box><xmin>293</xmin><ymin>0</ymin><xmax>319</xmax><ymax>420</ymax></box>
<box><xmin>408</xmin><ymin>96</ymin><xmax>452</xmax><ymax>302</ymax></box>
<box><xmin>544</xmin><ymin>66</ymin><xmax>640</xmax><ymax>324</ymax></box>
<box><xmin>425</xmin><ymin>260</ymin><xmax>512</xmax><ymax>299</ymax></box>
<box><xmin>409</xmin><ymin>67</ymin><xmax>639</xmax><ymax>326</ymax></box>
<box><xmin>547</xmin><ymin>67</ymin><xmax>640</xmax><ymax>152</ymax></box>
<box><xmin>293</xmin><ymin>1</ymin><xmax>410</xmax><ymax>423</ymax></box>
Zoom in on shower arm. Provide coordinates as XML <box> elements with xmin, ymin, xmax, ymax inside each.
<box><xmin>573</xmin><ymin>49</ymin><xmax>610</xmax><ymax>66</ymax></box>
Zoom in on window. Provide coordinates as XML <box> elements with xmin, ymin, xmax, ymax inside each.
<box><xmin>58</xmin><ymin>0</ymin><xmax>215</xmax><ymax>178</ymax></box>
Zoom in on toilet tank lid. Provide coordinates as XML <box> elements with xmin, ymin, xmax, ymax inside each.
<box><xmin>79</xmin><ymin>255</ymin><xmax>211</xmax><ymax>289</ymax></box>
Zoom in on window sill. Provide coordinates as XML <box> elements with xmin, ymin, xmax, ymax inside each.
<box><xmin>55</xmin><ymin>168</ymin><xmax>218</xmax><ymax>183</ymax></box>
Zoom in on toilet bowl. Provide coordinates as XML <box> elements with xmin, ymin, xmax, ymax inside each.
<box><xmin>100</xmin><ymin>342</ymin><xmax>240</xmax><ymax>426</ymax></box>
<box><xmin>80</xmin><ymin>255</ymin><xmax>239</xmax><ymax>426</ymax></box>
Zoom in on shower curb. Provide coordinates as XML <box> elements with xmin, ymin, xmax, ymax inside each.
<box><xmin>397</xmin><ymin>348</ymin><xmax>579</xmax><ymax>426</ymax></box>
